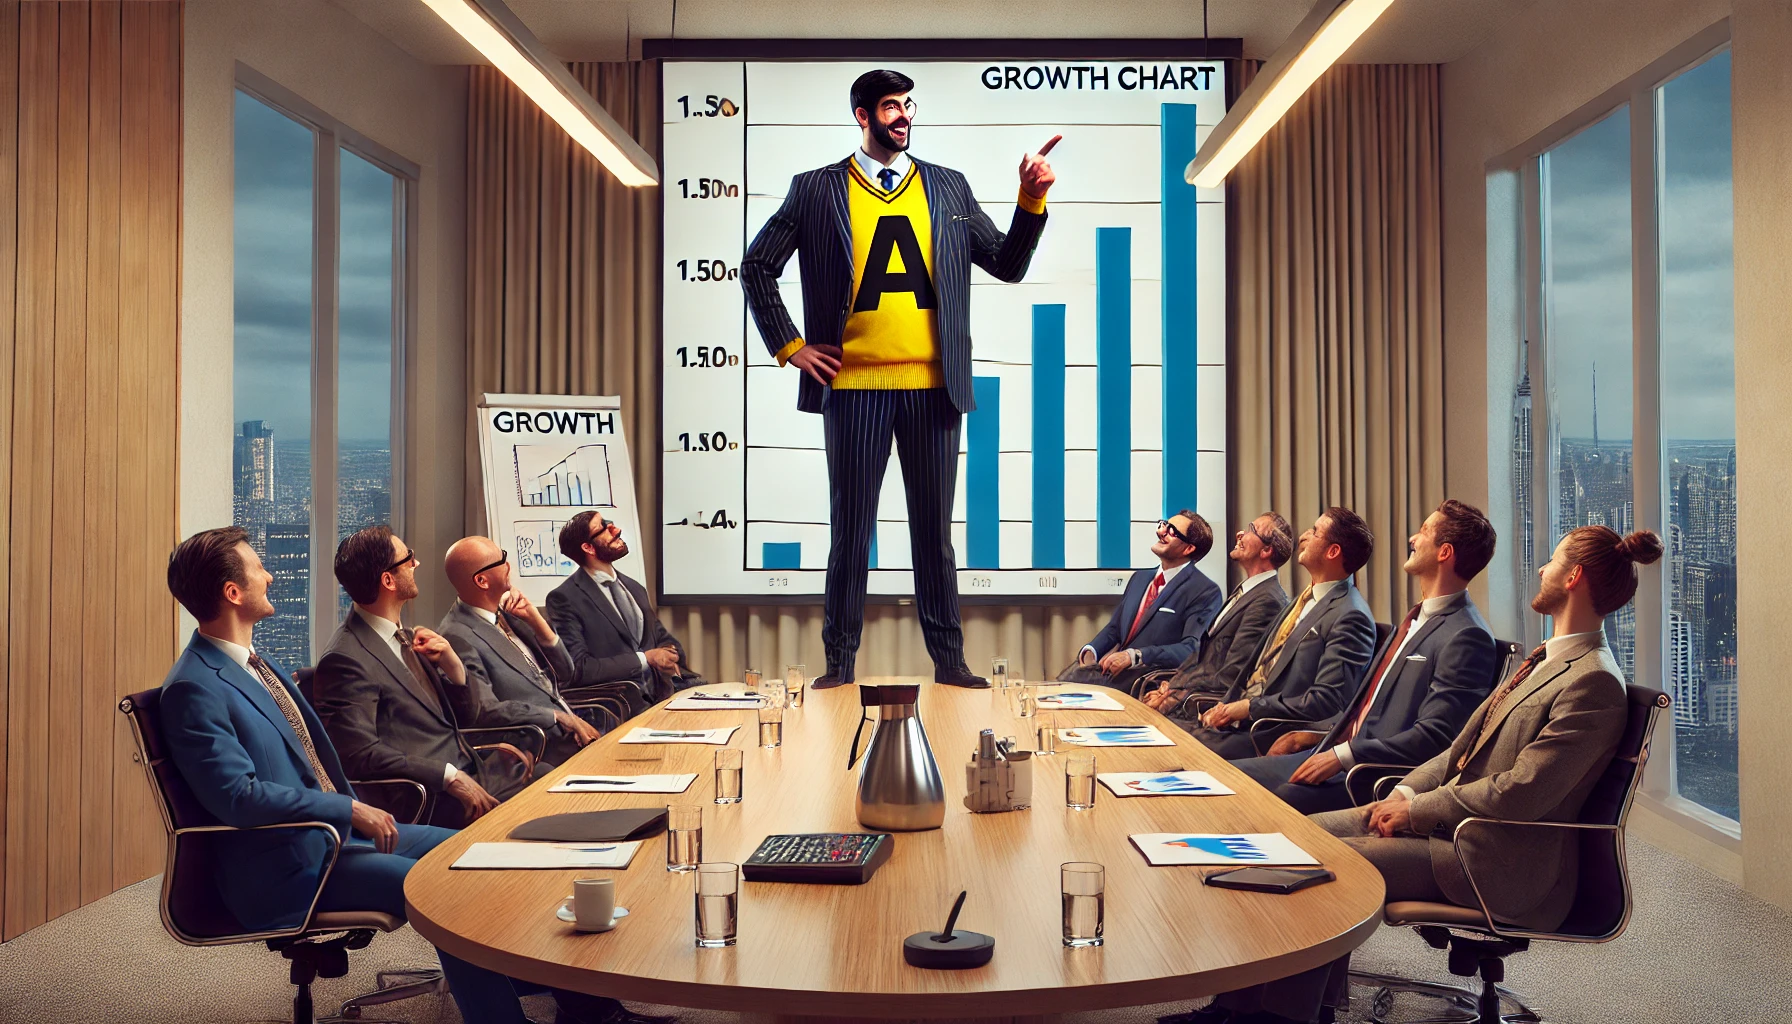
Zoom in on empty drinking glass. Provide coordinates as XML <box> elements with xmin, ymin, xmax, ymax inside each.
<box><xmin>1061</xmin><ymin>861</ymin><xmax>1105</xmax><ymax>947</ymax></box>
<box><xmin>714</xmin><ymin>748</ymin><xmax>743</xmax><ymax>804</ymax></box>
<box><xmin>1065</xmin><ymin>751</ymin><xmax>1097</xmax><ymax>810</ymax></box>
<box><xmin>694</xmin><ymin>862</ymin><xmax>740</xmax><ymax>948</ymax></box>
<box><xmin>785</xmin><ymin>664</ymin><xmax>806</xmax><ymax>708</ymax></box>
<box><xmin>758</xmin><ymin>705</ymin><xmax>784</xmax><ymax>748</ymax></box>
<box><xmin>991</xmin><ymin>658</ymin><xmax>1010</xmax><ymax>690</ymax></box>
<box><xmin>1035</xmin><ymin>710</ymin><xmax>1056</xmax><ymax>755</ymax></box>
<box><xmin>666</xmin><ymin>804</ymin><xmax>702</xmax><ymax>872</ymax></box>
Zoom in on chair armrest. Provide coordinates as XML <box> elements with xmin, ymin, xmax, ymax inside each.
<box><xmin>1183</xmin><ymin>695</ymin><xmax>1222</xmax><ymax>719</ymax></box>
<box><xmin>565</xmin><ymin>699</ymin><xmax>623</xmax><ymax>732</ymax></box>
<box><xmin>169</xmin><ymin>821</ymin><xmax>345</xmax><ymax>943</ymax></box>
<box><xmin>1448</xmin><ymin>817</ymin><xmax>1629</xmax><ymax>942</ymax></box>
<box><xmin>473</xmin><ymin>741</ymin><xmax>534</xmax><ymax>773</ymax></box>
<box><xmin>463</xmin><ymin>724</ymin><xmax>548</xmax><ymax>764</ymax></box>
<box><xmin>1130</xmin><ymin>669</ymin><xmax>1175</xmax><ymax>699</ymax></box>
<box><xmin>1344</xmin><ymin>762</ymin><xmax>1417</xmax><ymax>807</ymax></box>
<box><xmin>350</xmin><ymin>778</ymin><xmax>430</xmax><ymax>825</ymax></box>
<box><xmin>1248</xmin><ymin>717</ymin><xmax>1324</xmax><ymax>756</ymax></box>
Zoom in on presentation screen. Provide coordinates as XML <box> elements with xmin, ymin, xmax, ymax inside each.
<box><xmin>659</xmin><ymin>57</ymin><xmax>1228</xmax><ymax>601</ymax></box>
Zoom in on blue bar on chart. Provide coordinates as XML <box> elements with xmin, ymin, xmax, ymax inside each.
<box><xmin>869</xmin><ymin>530</ymin><xmax>879</xmax><ymax>570</ymax></box>
<box><xmin>1032</xmin><ymin>304</ymin><xmax>1066</xmax><ymax>569</ymax></box>
<box><xmin>967</xmin><ymin>375</ymin><xmax>1001</xmax><ymax>569</ymax></box>
<box><xmin>1161</xmin><ymin>103</ymin><xmax>1200</xmax><ymax>516</ymax></box>
<box><xmin>1096</xmin><ymin>226</ymin><xmax>1132</xmax><ymax>568</ymax></box>
<box><xmin>762</xmin><ymin>542</ymin><xmax>801</xmax><ymax>570</ymax></box>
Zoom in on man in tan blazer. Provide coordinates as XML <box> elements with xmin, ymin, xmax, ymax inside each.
<box><xmin>1163</xmin><ymin>524</ymin><xmax>1661</xmax><ymax>1024</ymax></box>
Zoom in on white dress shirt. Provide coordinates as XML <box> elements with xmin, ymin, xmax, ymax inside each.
<box><xmin>1332</xmin><ymin>589</ymin><xmax>1467</xmax><ymax>769</ymax></box>
<box><xmin>466</xmin><ymin>602</ymin><xmax>561</xmax><ymax>650</ymax></box>
<box><xmin>586</xmin><ymin>566</ymin><xmax>649</xmax><ymax>673</ymax></box>
<box><xmin>852</xmin><ymin>147</ymin><xmax>913</xmax><ymax>190</ymax></box>
<box><xmin>355</xmin><ymin>606</ymin><xmax>459</xmax><ymax>785</ymax></box>
<box><xmin>200</xmin><ymin>632</ymin><xmax>256</xmax><ymax>671</ymax></box>
<box><xmin>1083</xmin><ymin>561</ymin><xmax>1191</xmax><ymax>666</ymax></box>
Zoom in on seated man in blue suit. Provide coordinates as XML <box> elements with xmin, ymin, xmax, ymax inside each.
<box><xmin>1230</xmin><ymin>500</ymin><xmax>1502</xmax><ymax>813</ymax></box>
<box><xmin>158</xmin><ymin>526</ymin><xmax>671</xmax><ymax>1024</ymax></box>
<box><xmin>1067</xmin><ymin>511</ymin><xmax>1223</xmax><ymax>693</ymax></box>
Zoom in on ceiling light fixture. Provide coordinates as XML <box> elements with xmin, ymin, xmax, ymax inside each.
<box><xmin>418</xmin><ymin>0</ymin><xmax>659</xmax><ymax>187</ymax></box>
<box><xmin>1185</xmin><ymin>0</ymin><xmax>1396</xmax><ymax>189</ymax></box>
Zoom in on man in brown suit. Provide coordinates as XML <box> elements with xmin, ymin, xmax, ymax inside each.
<box><xmin>1162</xmin><ymin>524</ymin><xmax>1662</xmax><ymax>1024</ymax></box>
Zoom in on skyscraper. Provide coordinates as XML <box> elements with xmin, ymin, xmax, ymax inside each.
<box><xmin>1513</xmin><ymin>365</ymin><xmax>1534</xmax><ymax>583</ymax></box>
<box><xmin>233</xmin><ymin>420</ymin><xmax>275</xmax><ymax>547</ymax></box>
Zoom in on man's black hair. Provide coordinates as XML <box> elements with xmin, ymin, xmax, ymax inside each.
<box><xmin>850</xmin><ymin>69</ymin><xmax>915</xmax><ymax>118</ymax></box>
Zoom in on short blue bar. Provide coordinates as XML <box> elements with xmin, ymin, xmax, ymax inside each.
<box><xmin>762</xmin><ymin>542</ymin><xmax>801</xmax><ymax>570</ymax></box>
<box><xmin>968</xmin><ymin>375</ymin><xmax>1001</xmax><ymax>569</ymax></box>
<box><xmin>1096</xmin><ymin>226</ymin><xmax>1132</xmax><ymax>568</ymax></box>
<box><xmin>1032</xmin><ymin>304</ymin><xmax>1067</xmax><ymax>569</ymax></box>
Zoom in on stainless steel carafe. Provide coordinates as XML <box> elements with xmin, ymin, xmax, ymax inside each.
<box><xmin>847</xmin><ymin>683</ymin><xmax>945</xmax><ymax>831</ymax></box>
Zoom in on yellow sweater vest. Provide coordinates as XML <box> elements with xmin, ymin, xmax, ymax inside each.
<box><xmin>830</xmin><ymin>162</ymin><xmax>943</xmax><ymax>390</ymax></box>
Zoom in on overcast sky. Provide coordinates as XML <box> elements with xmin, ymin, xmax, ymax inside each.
<box><xmin>233</xmin><ymin>91</ymin><xmax>395</xmax><ymax>449</ymax></box>
<box><xmin>1546</xmin><ymin>50</ymin><xmax>1733</xmax><ymax>443</ymax></box>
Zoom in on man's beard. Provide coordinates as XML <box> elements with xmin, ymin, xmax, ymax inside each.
<box><xmin>870</xmin><ymin>117</ymin><xmax>910</xmax><ymax>152</ymax></box>
<box><xmin>599</xmin><ymin>538</ymin><xmax>630</xmax><ymax>562</ymax></box>
<box><xmin>1530</xmin><ymin>578</ymin><xmax>1567</xmax><ymax>616</ymax></box>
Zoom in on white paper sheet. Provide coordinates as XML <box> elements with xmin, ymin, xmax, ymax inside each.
<box><xmin>548</xmin><ymin>773</ymin><xmax>699</xmax><ymax>794</ymax></box>
<box><xmin>1129</xmin><ymin>832</ymin><xmax>1319</xmax><ymax>867</ymax></box>
<box><xmin>1058</xmin><ymin>725</ymin><xmax>1177</xmax><ymax>747</ymax></box>
<box><xmin>1098</xmin><ymin>771</ymin><xmax>1234</xmax><ymax>797</ymax></box>
<box><xmin>451</xmin><ymin>840</ymin><xmax>642</xmax><ymax>870</ymax></box>
<box><xmin>1033</xmin><ymin>689</ymin><xmax>1125</xmax><ymax>711</ymax></box>
<box><xmin>618</xmin><ymin>726</ymin><xmax>739</xmax><ymax>745</ymax></box>
<box><xmin>667</xmin><ymin>689</ymin><xmax>767</xmax><ymax>710</ymax></box>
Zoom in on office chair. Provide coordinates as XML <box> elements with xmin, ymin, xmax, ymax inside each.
<box><xmin>293</xmin><ymin>667</ymin><xmax>546</xmax><ymax>823</ymax></box>
<box><xmin>120</xmin><ymin>687</ymin><xmax>447</xmax><ymax>1024</ymax></box>
<box><xmin>1344</xmin><ymin>684</ymin><xmax>1669</xmax><ymax>1024</ymax></box>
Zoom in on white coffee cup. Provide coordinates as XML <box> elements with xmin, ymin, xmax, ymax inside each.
<box><xmin>571</xmin><ymin>877</ymin><xmax>616</xmax><ymax>932</ymax></box>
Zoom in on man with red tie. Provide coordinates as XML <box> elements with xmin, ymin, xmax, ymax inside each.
<box><xmin>1071</xmin><ymin>511</ymin><xmax>1223</xmax><ymax>693</ymax></box>
<box><xmin>1229</xmin><ymin>500</ymin><xmax>1501</xmax><ymax>814</ymax></box>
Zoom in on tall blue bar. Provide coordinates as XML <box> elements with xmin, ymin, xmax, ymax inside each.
<box><xmin>762</xmin><ymin>542</ymin><xmax>801</xmax><ymax>570</ymax></box>
<box><xmin>1032</xmin><ymin>304</ymin><xmax>1067</xmax><ymax>569</ymax></box>
<box><xmin>968</xmin><ymin>375</ymin><xmax>1001</xmax><ymax>569</ymax></box>
<box><xmin>1096</xmin><ymin>226</ymin><xmax>1132</xmax><ymax>568</ymax></box>
<box><xmin>1161</xmin><ymin>103</ymin><xmax>1200</xmax><ymax>516</ymax></box>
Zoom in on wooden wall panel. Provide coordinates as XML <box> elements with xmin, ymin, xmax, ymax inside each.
<box><xmin>2</xmin><ymin>0</ymin><xmax>179</xmax><ymax>940</ymax></box>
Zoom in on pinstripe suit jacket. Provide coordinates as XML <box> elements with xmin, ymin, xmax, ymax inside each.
<box><xmin>741</xmin><ymin>156</ymin><xmax>1049</xmax><ymax>414</ymax></box>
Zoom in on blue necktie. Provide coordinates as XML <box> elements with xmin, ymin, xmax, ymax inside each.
<box><xmin>878</xmin><ymin>167</ymin><xmax>897</xmax><ymax>192</ymax></box>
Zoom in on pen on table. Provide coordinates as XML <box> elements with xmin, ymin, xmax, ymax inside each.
<box><xmin>647</xmin><ymin>731</ymin><xmax>710</xmax><ymax>738</ymax></box>
<box><xmin>692</xmin><ymin>692</ymin><xmax>760</xmax><ymax>701</ymax></box>
<box><xmin>563</xmin><ymin>778</ymin><xmax>638</xmax><ymax>786</ymax></box>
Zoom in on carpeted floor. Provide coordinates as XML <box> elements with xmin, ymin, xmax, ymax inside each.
<box><xmin>1</xmin><ymin>834</ymin><xmax>1787</xmax><ymax>1023</ymax></box>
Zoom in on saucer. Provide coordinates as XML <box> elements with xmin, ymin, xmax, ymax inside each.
<box><xmin>557</xmin><ymin>898</ymin><xmax>629</xmax><ymax>931</ymax></box>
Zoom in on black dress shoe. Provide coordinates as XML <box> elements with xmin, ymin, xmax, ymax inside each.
<box><xmin>811</xmin><ymin>670</ymin><xmax>853</xmax><ymax>689</ymax></box>
<box><xmin>935</xmin><ymin>665</ymin><xmax>990</xmax><ymax>688</ymax></box>
<box><xmin>1157</xmin><ymin>1005</ymin><xmax>1234</xmax><ymax>1024</ymax></box>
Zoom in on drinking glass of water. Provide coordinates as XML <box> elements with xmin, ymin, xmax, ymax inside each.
<box><xmin>991</xmin><ymin>658</ymin><xmax>1010</xmax><ymax>690</ymax></box>
<box><xmin>666</xmin><ymin>804</ymin><xmax>702</xmax><ymax>872</ymax></box>
<box><xmin>784</xmin><ymin>664</ymin><xmax>806</xmax><ymax>708</ymax></box>
<box><xmin>1016</xmin><ymin>683</ymin><xmax>1037</xmax><ymax>719</ymax></box>
<box><xmin>1034</xmin><ymin>709</ymin><xmax>1056</xmax><ymax>755</ymax></box>
<box><xmin>1061</xmin><ymin>861</ymin><xmax>1105</xmax><ymax>948</ymax></box>
<box><xmin>1065</xmin><ymin>751</ymin><xmax>1097</xmax><ymax>810</ymax></box>
<box><xmin>758</xmin><ymin>705</ymin><xmax>784</xmax><ymax>748</ymax></box>
<box><xmin>714</xmin><ymin>748</ymin><xmax>742</xmax><ymax>804</ymax></box>
<box><xmin>695</xmin><ymin>862</ymin><xmax>740</xmax><ymax>948</ymax></box>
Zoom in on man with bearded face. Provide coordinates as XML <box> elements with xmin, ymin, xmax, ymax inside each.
<box><xmin>741</xmin><ymin>68</ymin><xmax>1058</xmax><ymax>688</ymax></box>
<box><xmin>545</xmin><ymin>510</ymin><xmax>703</xmax><ymax>716</ymax></box>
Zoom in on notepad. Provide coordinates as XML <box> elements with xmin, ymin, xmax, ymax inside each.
<box><xmin>450</xmin><ymin>841</ymin><xmax>642</xmax><ymax>870</ymax></box>
<box><xmin>1098</xmin><ymin>771</ymin><xmax>1234</xmax><ymax>797</ymax></box>
<box><xmin>548</xmin><ymin>773</ymin><xmax>698</xmax><ymax>794</ymax></box>
<box><xmin>668</xmin><ymin>690</ymin><xmax>767</xmax><ymax>710</ymax></box>
<box><xmin>1033</xmin><ymin>689</ymin><xmax>1124</xmax><ymax>711</ymax></box>
<box><xmin>618</xmin><ymin>726</ymin><xmax>739</xmax><ymax>745</ymax></box>
<box><xmin>1129</xmin><ymin>832</ymin><xmax>1319</xmax><ymax>867</ymax></box>
<box><xmin>1058</xmin><ymin>725</ymin><xmax>1177</xmax><ymax>747</ymax></box>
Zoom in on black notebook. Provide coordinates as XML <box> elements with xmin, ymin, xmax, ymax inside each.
<box><xmin>1202</xmin><ymin>867</ymin><xmax>1335</xmax><ymax>894</ymax></box>
<box><xmin>507</xmin><ymin>808</ymin><xmax>666</xmax><ymax>843</ymax></box>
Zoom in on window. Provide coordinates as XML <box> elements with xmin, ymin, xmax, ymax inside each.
<box><xmin>1502</xmin><ymin>37</ymin><xmax>1738</xmax><ymax>831</ymax></box>
<box><xmin>232</xmin><ymin>80</ymin><xmax>413</xmax><ymax>667</ymax></box>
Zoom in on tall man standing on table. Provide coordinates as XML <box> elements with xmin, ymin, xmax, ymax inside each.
<box><xmin>1068</xmin><ymin>511</ymin><xmax>1223</xmax><ymax>693</ymax></box>
<box><xmin>1161</xmin><ymin>526</ymin><xmax>1660</xmax><ymax>1024</ymax></box>
<box><xmin>158</xmin><ymin>527</ymin><xmax>670</xmax><ymax>1024</ymax></box>
<box><xmin>1230</xmin><ymin>500</ymin><xmax>1501</xmax><ymax>814</ymax></box>
<box><xmin>1141</xmin><ymin>512</ymin><xmax>1295</xmax><ymax>714</ymax></box>
<box><xmin>1187</xmin><ymin>508</ymin><xmax>1378</xmax><ymax>759</ymax></box>
<box><xmin>741</xmin><ymin>68</ymin><xmax>1058</xmax><ymax>689</ymax></box>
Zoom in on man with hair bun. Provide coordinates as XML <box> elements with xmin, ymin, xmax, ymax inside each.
<box><xmin>1165</xmin><ymin>525</ymin><xmax>1662</xmax><ymax>1024</ymax></box>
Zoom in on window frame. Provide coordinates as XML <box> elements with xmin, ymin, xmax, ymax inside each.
<box><xmin>234</xmin><ymin>64</ymin><xmax>419</xmax><ymax>661</ymax></box>
<box><xmin>1490</xmin><ymin>21</ymin><xmax>1738</xmax><ymax>845</ymax></box>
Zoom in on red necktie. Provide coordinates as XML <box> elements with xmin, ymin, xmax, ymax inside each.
<box><xmin>1341</xmin><ymin>603</ymin><xmax>1421</xmax><ymax>743</ymax></box>
<box><xmin>1126</xmin><ymin>571</ymin><xmax>1165</xmax><ymax>644</ymax></box>
<box><xmin>1459</xmin><ymin>644</ymin><xmax>1549</xmax><ymax>770</ymax></box>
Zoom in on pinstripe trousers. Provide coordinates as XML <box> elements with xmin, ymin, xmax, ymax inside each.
<box><xmin>821</xmin><ymin>387</ymin><xmax>966</xmax><ymax>675</ymax></box>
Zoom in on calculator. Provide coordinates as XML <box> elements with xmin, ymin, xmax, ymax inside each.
<box><xmin>741</xmin><ymin>832</ymin><xmax>894</xmax><ymax>885</ymax></box>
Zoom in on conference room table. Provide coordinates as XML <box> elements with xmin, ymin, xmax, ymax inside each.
<box><xmin>404</xmin><ymin>679</ymin><xmax>1386</xmax><ymax>1023</ymax></box>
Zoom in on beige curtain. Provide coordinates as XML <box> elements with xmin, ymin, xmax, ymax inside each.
<box><xmin>465</xmin><ymin>62</ymin><xmax>1107</xmax><ymax>682</ymax></box>
<box><xmin>1232</xmin><ymin>63</ymin><xmax>1445</xmax><ymax>623</ymax></box>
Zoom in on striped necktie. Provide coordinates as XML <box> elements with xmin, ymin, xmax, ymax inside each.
<box><xmin>1459</xmin><ymin>644</ymin><xmax>1548</xmax><ymax>770</ymax></box>
<box><xmin>247</xmin><ymin>654</ymin><xmax>335</xmax><ymax>794</ymax></box>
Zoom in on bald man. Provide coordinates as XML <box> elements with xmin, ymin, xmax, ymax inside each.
<box><xmin>438</xmin><ymin>536</ymin><xmax>599</xmax><ymax>768</ymax></box>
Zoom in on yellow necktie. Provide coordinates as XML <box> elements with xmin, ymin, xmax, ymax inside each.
<box><xmin>1241</xmin><ymin>586</ymin><xmax>1314</xmax><ymax>700</ymax></box>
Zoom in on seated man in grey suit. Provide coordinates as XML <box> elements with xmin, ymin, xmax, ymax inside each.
<box><xmin>1163</xmin><ymin>525</ymin><xmax>1658</xmax><ymax>1024</ymax></box>
<box><xmin>1141</xmin><ymin>512</ymin><xmax>1295</xmax><ymax>714</ymax></box>
<box><xmin>313</xmin><ymin>526</ymin><xmax>535</xmax><ymax>830</ymax></box>
<box><xmin>1065</xmin><ymin>511</ymin><xmax>1223</xmax><ymax>692</ymax></box>
<box><xmin>439</xmin><ymin>535</ymin><xmax>600</xmax><ymax>768</ymax></box>
<box><xmin>1230</xmin><ymin>500</ymin><xmax>1502</xmax><ymax>813</ymax></box>
<box><xmin>1185</xmin><ymin>507</ymin><xmax>1378</xmax><ymax>759</ymax></box>
<box><xmin>546</xmin><ymin>511</ymin><xmax>702</xmax><ymax>717</ymax></box>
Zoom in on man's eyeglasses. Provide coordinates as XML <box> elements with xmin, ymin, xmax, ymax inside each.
<box><xmin>879</xmin><ymin>97</ymin><xmax>918</xmax><ymax>119</ymax></box>
<box><xmin>384</xmin><ymin>547</ymin><xmax>417</xmax><ymax>575</ymax></box>
<box><xmin>474</xmin><ymin>551</ymin><xmax>508</xmax><ymax>578</ymax></box>
<box><xmin>1237</xmin><ymin>525</ymin><xmax>1275</xmax><ymax>548</ymax></box>
<box><xmin>588</xmin><ymin>520</ymin><xmax>620</xmax><ymax>544</ymax></box>
<box><xmin>1157</xmin><ymin>519</ymin><xmax>1195</xmax><ymax>546</ymax></box>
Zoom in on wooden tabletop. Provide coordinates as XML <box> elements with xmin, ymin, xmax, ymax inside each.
<box><xmin>404</xmin><ymin>680</ymin><xmax>1385</xmax><ymax>1019</ymax></box>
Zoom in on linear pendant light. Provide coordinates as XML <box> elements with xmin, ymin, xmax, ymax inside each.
<box><xmin>1185</xmin><ymin>0</ymin><xmax>1396</xmax><ymax>188</ymax></box>
<box><xmin>418</xmin><ymin>0</ymin><xmax>659</xmax><ymax>187</ymax></box>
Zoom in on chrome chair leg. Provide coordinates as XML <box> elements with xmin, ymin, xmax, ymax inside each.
<box><xmin>332</xmin><ymin>965</ymin><xmax>449</xmax><ymax>1020</ymax></box>
<box><xmin>1349</xmin><ymin>971</ymin><xmax>1538</xmax><ymax>1024</ymax></box>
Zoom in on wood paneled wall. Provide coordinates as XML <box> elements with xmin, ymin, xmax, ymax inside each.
<box><xmin>0</xmin><ymin>0</ymin><xmax>180</xmax><ymax>942</ymax></box>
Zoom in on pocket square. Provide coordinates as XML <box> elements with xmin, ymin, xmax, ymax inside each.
<box><xmin>1404</xmin><ymin>654</ymin><xmax>1427</xmax><ymax>661</ymax></box>
<box><xmin>1157</xmin><ymin>606</ymin><xmax>1175</xmax><ymax>613</ymax></box>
